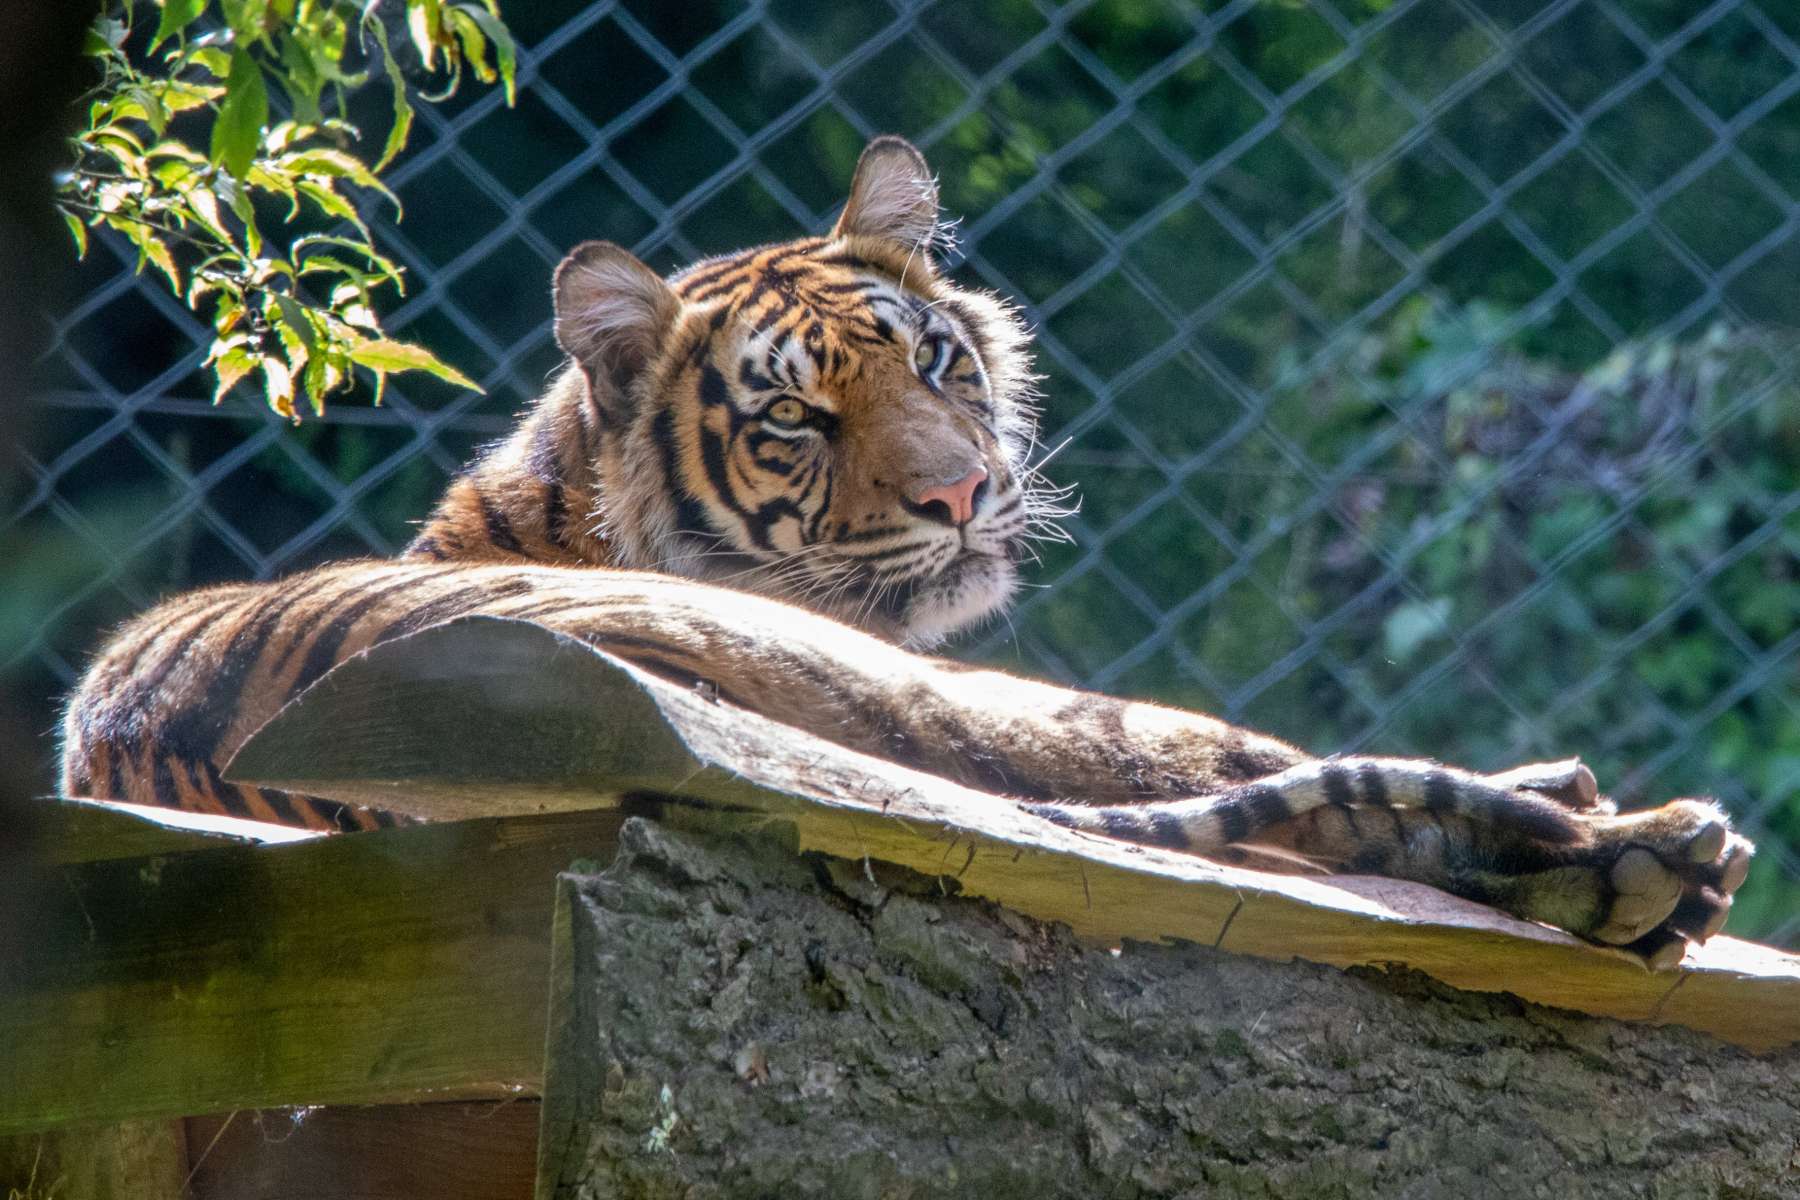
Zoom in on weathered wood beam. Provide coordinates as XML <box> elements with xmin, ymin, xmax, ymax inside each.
<box><xmin>228</xmin><ymin>615</ymin><xmax>1800</xmax><ymax>1052</ymax></box>
<box><xmin>1</xmin><ymin>803</ymin><xmax>621</xmax><ymax>1134</ymax></box>
<box><xmin>26</xmin><ymin>794</ymin><xmax>320</xmax><ymax>865</ymax></box>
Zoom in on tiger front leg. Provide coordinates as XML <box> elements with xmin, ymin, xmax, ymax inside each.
<box><xmin>1024</xmin><ymin>757</ymin><xmax>1754</xmax><ymax>967</ymax></box>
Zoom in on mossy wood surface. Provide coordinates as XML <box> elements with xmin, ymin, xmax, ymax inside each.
<box><xmin>229</xmin><ymin>615</ymin><xmax>1800</xmax><ymax>1052</ymax></box>
<box><xmin>1</xmin><ymin>799</ymin><xmax>622</xmax><ymax>1135</ymax></box>
<box><xmin>539</xmin><ymin>818</ymin><xmax>1800</xmax><ymax>1200</ymax></box>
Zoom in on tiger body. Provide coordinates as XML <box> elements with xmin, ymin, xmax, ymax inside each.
<box><xmin>61</xmin><ymin>138</ymin><xmax>1750</xmax><ymax>967</ymax></box>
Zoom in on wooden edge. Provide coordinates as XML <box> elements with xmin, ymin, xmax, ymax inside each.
<box><xmin>534</xmin><ymin>875</ymin><xmax>580</xmax><ymax>1200</ymax></box>
<box><xmin>226</xmin><ymin>616</ymin><xmax>1800</xmax><ymax>1052</ymax></box>
<box><xmin>12</xmin><ymin>794</ymin><xmax>318</xmax><ymax>865</ymax></box>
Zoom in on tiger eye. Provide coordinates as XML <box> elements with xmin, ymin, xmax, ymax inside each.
<box><xmin>766</xmin><ymin>398</ymin><xmax>807</xmax><ymax>426</ymax></box>
<box><xmin>914</xmin><ymin>340</ymin><xmax>936</xmax><ymax>370</ymax></box>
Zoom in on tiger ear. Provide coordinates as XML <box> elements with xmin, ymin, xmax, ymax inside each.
<box><xmin>832</xmin><ymin>135</ymin><xmax>940</xmax><ymax>254</ymax></box>
<box><xmin>553</xmin><ymin>240</ymin><xmax>679</xmax><ymax>419</ymax></box>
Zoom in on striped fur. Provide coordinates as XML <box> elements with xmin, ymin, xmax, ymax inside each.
<box><xmin>59</xmin><ymin>137</ymin><xmax>1751</xmax><ymax>960</ymax></box>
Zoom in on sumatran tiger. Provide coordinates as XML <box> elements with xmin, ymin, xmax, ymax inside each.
<box><xmin>60</xmin><ymin>136</ymin><xmax>1751</xmax><ymax>968</ymax></box>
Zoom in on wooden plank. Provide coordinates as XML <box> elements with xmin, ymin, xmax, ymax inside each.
<box><xmin>11</xmin><ymin>794</ymin><xmax>319</xmax><ymax>865</ymax></box>
<box><xmin>229</xmin><ymin>615</ymin><xmax>1800</xmax><ymax>1052</ymax></box>
<box><xmin>184</xmin><ymin>1103</ymin><xmax>537</xmax><ymax>1200</ymax></box>
<box><xmin>0</xmin><ymin>808</ymin><xmax>622</xmax><ymax>1135</ymax></box>
<box><xmin>0</xmin><ymin>1120</ymin><xmax>188</xmax><ymax>1200</ymax></box>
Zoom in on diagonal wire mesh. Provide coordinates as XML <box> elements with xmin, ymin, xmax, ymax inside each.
<box><xmin>9</xmin><ymin>0</ymin><xmax>1800</xmax><ymax>943</ymax></box>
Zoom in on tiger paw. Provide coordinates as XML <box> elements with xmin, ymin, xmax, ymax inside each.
<box><xmin>1523</xmin><ymin>798</ymin><xmax>1753</xmax><ymax>969</ymax></box>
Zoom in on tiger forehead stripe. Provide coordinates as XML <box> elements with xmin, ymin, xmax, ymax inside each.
<box><xmin>671</xmin><ymin>238</ymin><xmax>831</xmax><ymax>303</ymax></box>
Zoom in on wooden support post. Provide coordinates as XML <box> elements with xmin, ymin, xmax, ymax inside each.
<box><xmin>535</xmin><ymin>816</ymin><xmax>1800</xmax><ymax>1198</ymax></box>
<box><xmin>1</xmin><ymin>802</ymin><xmax>621</xmax><ymax>1134</ymax></box>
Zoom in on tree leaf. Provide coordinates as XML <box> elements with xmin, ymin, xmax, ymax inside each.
<box><xmin>349</xmin><ymin>338</ymin><xmax>483</xmax><ymax>391</ymax></box>
<box><xmin>407</xmin><ymin>0</ymin><xmax>443</xmax><ymax>70</ymax></box>
<box><xmin>293</xmin><ymin>233</ymin><xmax>404</xmax><ymax>289</ymax></box>
<box><xmin>277</xmin><ymin>30</ymin><xmax>325</xmax><ymax>123</ymax></box>
<box><xmin>282</xmin><ymin>147</ymin><xmax>382</xmax><ymax>186</ymax></box>
<box><xmin>220</xmin><ymin>0</ymin><xmax>270</xmax><ymax>42</ymax></box>
<box><xmin>86</xmin><ymin>17</ymin><xmax>129</xmax><ymax>55</ymax></box>
<box><xmin>138</xmin><ymin>229</ymin><xmax>183</xmax><ymax>293</ymax></box>
<box><xmin>210</xmin><ymin>48</ymin><xmax>268</xmax><ymax>182</ymax></box>
<box><xmin>366</xmin><ymin>18</ymin><xmax>415</xmax><ymax>172</ymax></box>
<box><xmin>210</xmin><ymin>343</ymin><xmax>259</xmax><ymax>403</ymax></box>
<box><xmin>152</xmin><ymin>79</ymin><xmax>221</xmax><ymax>114</ymax></box>
<box><xmin>185</xmin><ymin>184</ymin><xmax>230</xmax><ymax>241</ymax></box>
<box><xmin>446</xmin><ymin>9</ymin><xmax>492</xmax><ymax>84</ymax></box>
<box><xmin>302</xmin><ymin>350</ymin><xmax>331</xmax><ymax>417</ymax></box>
<box><xmin>60</xmin><ymin>208</ymin><xmax>89</xmax><ymax>258</ymax></box>
<box><xmin>192</xmin><ymin>46</ymin><xmax>233</xmax><ymax>78</ymax></box>
<box><xmin>120</xmin><ymin>86</ymin><xmax>171</xmax><ymax>135</ymax></box>
<box><xmin>270</xmin><ymin>292</ymin><xmax>320</xmax><ymax>359</ymax></box>
<box><xmin>1382</xmin><ymin>597</ymin><xmax>1452</xmax><ymax>665</ymax></box>
<box><xmin>458</xmin><ymin>5</ymin><xmax>516</xmax><ymax>104</ymax></box>
<box><xmin>261</xmin><ymin>352</ymin><xmax>297</xmax><ymax>420</ymax></box>
<box><xmin>150</xmin><ymin>0</ymin><xmax>206</xmax><ymax>53</ymax></box>
<box><xmin>295</xmin><ymin>179</ymin><xmax>371</xmax><ymax>240</ymax></box>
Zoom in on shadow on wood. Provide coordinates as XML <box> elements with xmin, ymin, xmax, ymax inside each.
<box><xmin>185</xmin><ymin>1102</ymin><xmax>538</xmax><ymax>1199</ymax></box>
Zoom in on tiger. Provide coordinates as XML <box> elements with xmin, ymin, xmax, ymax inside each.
<box><xmin>59</xmin><ymin>136</ymin><xmax>1752</xmax><ymax>969</ymax></box>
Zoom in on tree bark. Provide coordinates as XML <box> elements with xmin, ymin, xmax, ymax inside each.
<box><xmin>541</xmin><ymin>816</ymin><xmax>1800</xmax><ymax>1200</ymax></box>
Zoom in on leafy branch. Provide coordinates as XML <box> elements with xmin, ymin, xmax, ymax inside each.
<box><xmin>60</xmin><ymin>0</ymin><xmax>517</xmax><ymax>421</ymax></box>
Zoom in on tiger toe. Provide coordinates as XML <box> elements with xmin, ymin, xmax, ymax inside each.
<box><xmin>1590</xmin><ymin>847</ymin><xmax>1683</xmax><ymax>945</ymax></box>
<box><xmin>1482</xmin><ymin>757</ymin><xmax>1606</xmax><ymax>811</ymax></box>
<box><xmin>1666</xmin><ymin>886</ymin><xmax>1732</xmax><ymax>941</ymax></box>
<box><xmin>1624</xmin><ymin>927</ymin><xmax>1691</xmax><ymax>973</ymax></box>
<box><xmin>1708</xmin><ymin>836</ymin><xmax>1754</xmax><ymax>893</ymax></box>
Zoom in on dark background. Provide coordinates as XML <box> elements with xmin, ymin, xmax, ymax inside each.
<box><xmin>6</xmin><ymin>0</ymin><xmax>1798</xmax><ymax>943</ymax></box>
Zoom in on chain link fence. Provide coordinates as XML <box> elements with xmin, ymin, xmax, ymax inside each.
<box><xmin>10</xmin><ymin>0</ymin><xmax>1800</xmax><ymax>942</ymax></box>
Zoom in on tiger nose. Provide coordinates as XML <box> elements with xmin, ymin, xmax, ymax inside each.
<box><xmin>906</xmin><ymin>466</ymin><xmax>988</xmax><ymax>527</ymax></box>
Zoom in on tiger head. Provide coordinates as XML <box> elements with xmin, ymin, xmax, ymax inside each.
<box><xmin>553</xmin><ymin>137</ymin><xmax>1056</xmax><ymax>647</ymax></box>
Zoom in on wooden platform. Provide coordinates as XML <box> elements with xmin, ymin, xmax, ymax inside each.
<box><xmin>5</xmin><ymin>614</ymin><xmax>1798</xmax><ymax>1196</ymax></box>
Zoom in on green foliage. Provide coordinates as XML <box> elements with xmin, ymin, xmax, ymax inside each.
<box><xmin>1055</xmin><ymin>306</ymin><xmax>1800</xmax><ymax>929</ymax></box>
<box><xmin>60</xmin><ymin>0</ymin><xmax>516</xmax><ymax>420</ymax></box>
